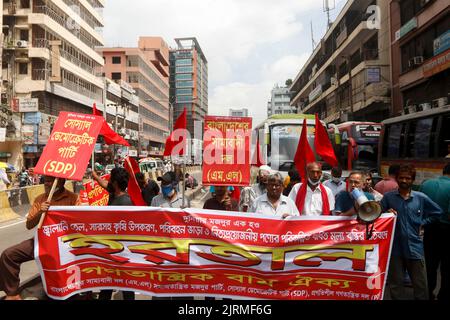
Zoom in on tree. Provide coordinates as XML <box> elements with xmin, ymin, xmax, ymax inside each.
<box><xmin>285</xmin><ymin>79</ymin><xmax>293</xmax><ymax>87</ymax></box>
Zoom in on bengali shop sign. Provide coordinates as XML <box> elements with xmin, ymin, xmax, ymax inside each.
<box><xmin>34</xmin><ymin>112</ymin><xmax>103</xmax><ymax>181</ymax></box>
<box><xmin>202</xmin><ymin>116</ymin><xmax>252</xmax><ymax>187</ymax></box>
<box><xmin>36</xmin><ymin>208</ymin><xmax>396</xmax><ymax>300</ymax></box>
<box><xmin>83</xmin><ymin>174</ymin><xmax>110</xmax><ymax>206</ymax></box>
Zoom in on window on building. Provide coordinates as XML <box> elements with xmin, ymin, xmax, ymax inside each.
<box><xmin>112</xmin><ymin>72</ymin><xmax>122</xmax><ymax>80</ymax></box>
<box><xmin>19</xmin><ymin>63</ymin><xmax>28</xmax><ymax>75</ymax></box>
<box><xmin>20</xmin><ymin>29</ymin><xmax>29</xmax><ymax>41</ymax></box>
<box><xmin>439</xmin><ymin>114</ymin><xmax>450</xmax><ymax>158</ymax></box>
<box><xmin>20</xmin><ymin>0</ymin><xmax>30</xmax><ymax>9</ymax></box>
<box><xmin>112</xmin><ymin>56</ymin><xmax>121</xmax><ymax>64</ymax></box>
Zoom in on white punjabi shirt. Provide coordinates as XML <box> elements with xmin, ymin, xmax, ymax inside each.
<box><xmin>249</xmin><ymin>194</ymin><xmax>300</xmax><ymax>217</ymax></box>
<box><xmin>288</xmin><ymin>183</ymin><xmax>335</xmax><ymax>216</ymax></box>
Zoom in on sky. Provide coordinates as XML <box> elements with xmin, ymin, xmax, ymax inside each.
<box><xmin>103</xmin><ymin>0</ymin><xmax>347</xmax><ymax>126</ymax></box>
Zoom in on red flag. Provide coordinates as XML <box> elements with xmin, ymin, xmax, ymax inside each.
<box><xmin>164</xmin><ymin>108</ymin><xmax>187</xmax><ymax>156</ymax></box>
<box><xmin>93</xmin><ymin>103</ymin><xmax>102</xmax><ymax>116</ymax></box>
<box><xmin>314</xmin><ymin>114</ymin><xmax>338</xmax><ymax>167</ymax></box>
<box><xmin>123</xmin><ymin>156</ymin><xmax>146</xmax><ymax>206</ymax></box>
<box><xmin>294</xmin><ymin>119</ymin><xmax>316</xmax><ymax>182</ymax></box>
<box><xmin>92</xmin><ymin>103</ymin><xmax>130</xmax><ymax>147</ymax></box>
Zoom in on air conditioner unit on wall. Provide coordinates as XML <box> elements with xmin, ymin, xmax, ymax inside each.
<box><xmin>408</xmin><ymin>56</ymin><xmax>424</xmax><ymax>69</ymax></box>
<box><xmin>16</xmin><ymin>40</ymin><xmax>28</xmax><ymax>48</ymax></box>
<box><xmin>432</xmin><ymin>97</ymin><xmax>448</xmax><ymax>108</ymax></box>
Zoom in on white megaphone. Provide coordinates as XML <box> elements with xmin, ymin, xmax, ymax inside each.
<box><xmin>351</xmin><ymin>189</ymin><xmax>382</xmax><ymax>223</ymax></box>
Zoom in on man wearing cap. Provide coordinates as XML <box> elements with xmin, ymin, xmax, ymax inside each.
<box><xmin>334</xmin><ymin>171</ymin><xmax>375</xmax><ymax>216</ymax></box>
<box><xmin>151</xmin><ymin>171</ymin><xmax>190</xmax><ymax>208</ymax></box>
<box><xmin>239</xmin><ymin>165</ymin><xmax>271</xmax><ymax>212</ymax></box>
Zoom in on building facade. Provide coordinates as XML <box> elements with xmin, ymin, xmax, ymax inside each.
<box><xmin>267</xmin><ymin>85</ymin><xmax>293</xmax><ymax>117</ymax></box>
<box><xmin>229</xmin><ymin>108</ymin><xmax>248</xmax><ymax>117</ymax></box>
<box><xmin>169</xmin><ymin>37</ymin><xmax>208</xmax><ymax>137</ymax></box>
<box><xmin>94</xmin><ymin>78</ymin><xmax>140</xmax><ymax>164</ymax></box>
<box><xmin>389</xmin><ymin>0</ymin><xmax>449</xmax><ymax>116</ymax></box>
<box><xmin>1</xmin><ymin>0</ymin><xmax>105</xmax><ymax>169</ymax></box>
<box><xmin>290</xmin><ymin>0</ymin><xmax>391</xmax><ymax>123</ymax></box>
<box><xmin>98</xmin><ymin>37</ymin><xmax>170</xmax><ymax>158</ymax></box>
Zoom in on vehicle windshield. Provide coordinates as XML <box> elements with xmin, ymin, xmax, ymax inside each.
<box><xmin>353</xmin><ymin>144</ymin><xmax>378</xmax><ymax>171</ymax></box>
<box><xmin>351</xmin><ymin>124</ymin><xmax>381</xmax><ymax>140</ymax></box>
<box><xmin>269</xmin><ymin>124</ymin><xmax>314</xmax><ymax>172</ymax></box>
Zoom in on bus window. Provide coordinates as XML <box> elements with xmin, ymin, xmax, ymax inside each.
<box><xmin>439</xmin><ymin>114</ymin><xmax>450</xmax><ymax>158</ymax></box>
<box><xmin>414</xmin><ymin>118</ymin><xmax>434</xmax><ymax>158</ymax></box>
<box><xmin>387</xmin><ymin>124</ymin><xmax>403</xmax><ymax>158</ymax></box>
<box><xmin>405</xmin><ymin>121</ymin><xmax>417</xmax><ymax>158</ymax></box>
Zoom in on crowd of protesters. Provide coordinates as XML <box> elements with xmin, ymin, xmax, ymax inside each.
<box><xmin>0</xmin><ymin>161</ymin><xmax>449</xmax><ymax>301</ymax></box>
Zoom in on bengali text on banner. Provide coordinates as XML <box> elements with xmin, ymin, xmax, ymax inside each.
<box><xmin>34</xmin><ymin>112</ymin><xmax>103</xmax><ymax>181</ymax></box>
<box><xmin>202</xmin><ymin>116</ymin><xmax>252</xmax><ymax>187</ymax></box>
<box><xmin>35</xmin><ymin>207</ymin><xmax>396</xmax><ymax>300</ymax></box>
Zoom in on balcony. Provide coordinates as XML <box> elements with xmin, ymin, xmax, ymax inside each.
<box><xmin>62</xmin><ymin>0</ymin><xmax>103</xmax><ymax>29</ymax></box>
<box><xmin>32</xmin><ymin>38</ymin><xmax>96</xmax><ymax>75</ymax></box>
<box><xmin>32</xmin><ymin>5</ymin><xmax>100</xmax><ymax>50</ymax></box>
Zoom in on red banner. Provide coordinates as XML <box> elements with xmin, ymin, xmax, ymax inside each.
<box><xmin>34</xmin><ymin>112</ymin><xmax>103</xmax><ymax>181</ymax></box>
<box><xmin>202</xmin><ymin>116</ymin><xmax>252</xmax><ymax>187</ymax></box>
<box><xmin>36</xmin><ymin>208</ymin><xmax>396</xmax><ymax>300</ymax></box>
<box><xmin>83</xmin><ymin>174</ymin><xmax>110</xmax><ymax>206</ymax></box>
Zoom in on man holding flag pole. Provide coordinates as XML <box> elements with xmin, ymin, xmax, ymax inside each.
<box><xmin>163</xmin><ymin>108</ymin><xmax>189</xmax><ymax>208</ymax></box>
<box><xmin>288</xmin><ymin>115</ymin><xmax>338</xmax><ymax>215</ymax></box>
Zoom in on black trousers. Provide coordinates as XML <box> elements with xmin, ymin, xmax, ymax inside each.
<box><xmin>424</xmin><ymin>223</ymin><xmax>440</xmax><ymax>300</ymax></box>
<box><xmin>424</xmin><ymin>222</ymin><xmax>450</xmax><ymax>301</ymax></box>
<box><xmin>98</xmin><ymin>290</ymin><xmax>135</xmax><ymax>300</ymax></box>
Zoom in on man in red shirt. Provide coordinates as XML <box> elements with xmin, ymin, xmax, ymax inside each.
<box><xmin>375</xmin><ymin>164</ymin><xmax>400</xmax><ymax>195</ymax></box>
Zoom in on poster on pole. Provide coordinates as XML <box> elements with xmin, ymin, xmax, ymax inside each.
<box><xmin>202</xmin><ymin>116</ymin><xmax>252</xmax><ymax>187</ymax></box>
<box><xmin>83</xmin><ymin>174</ymin><xmax>110</xmax><ymax>206</ymax></box>
<box><xmin>34</xmin><ymin>112</ymin><xmax>103</xmax><ymax>181</ymax></box>
<box><xmin>36</xmin><ymin>207</ymin><xmax>396</xmax><ymax>300</ymax></box>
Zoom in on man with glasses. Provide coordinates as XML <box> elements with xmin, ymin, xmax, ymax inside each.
<box><xmin>249</xmin><ymin>173</ymin><xmax>299</xmax><ymax>218</ymax></box>
<box><xmin>333</xmin><ymin>171</ymin><xmax>375</xmax><ymax>216</ymax></box>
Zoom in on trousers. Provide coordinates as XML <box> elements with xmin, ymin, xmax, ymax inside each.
<box><xmin>0</xmin><ymin>238</ymin><xmax>34</xmax><ymax>296</ymax></box>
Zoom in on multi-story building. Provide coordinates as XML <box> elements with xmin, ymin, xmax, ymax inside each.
<box><xmin>96</xmin><ymin>78</ymin><xmax>139</xmax><ymax>164</ymax></box>
<box><xmin>290</xmin><ymin>0</ymin><xmax>391</xmax><ymax>123</ymax></box>
<box><xmin>389</xmin><ymin>0</ymin><xmax>449</xmax><ymax>116</ymax></box>
<box><xmin>98</xmin><ymin>37</ymin><xmax>170</xmax><ymax>158</ymax></box>
<box><xmin>267</xmin><ymin>85</ymin><xmax>293</xmax><ymax>117</ymax></box>
<box><xmin>229</xmin><ymin>108</ymin><xmax>248</xmax><ymax>117</ymax></box>
<box><xmin>169</xmin><ymin>37</ymin><xmax>208</xmax><ymax>137</ymax></box>
<box><xmin>1</xmin><ymin>0</ymin><xmax>105</xmax><ymax>168</ymax></box>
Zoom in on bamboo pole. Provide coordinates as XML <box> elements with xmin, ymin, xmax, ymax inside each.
<box><xmin>37</xmin><ymin>178</ymin><xmax>59</xmax><ymax>229</ymax></box>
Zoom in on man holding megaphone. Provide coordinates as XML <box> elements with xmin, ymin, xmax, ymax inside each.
<box><xmin>334</xmin><ymin>172</ymin><xmax>377</xmax><ymax>217</ymax></box>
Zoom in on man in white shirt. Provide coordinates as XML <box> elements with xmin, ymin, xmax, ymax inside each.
<box><xmin>239</xmin><ymin>165</ymin><xmax>271</xmax><ymax>212</ymax></box>
<box><xmin>288</xmin><ymin>162</ymin><xmax>335</xmax><ymax>216</ymax></box>
<box><xmin>250</xmin><ymin>172</ymin><xmax>299</xmax><ymax>218</ymax></box>
<box><xmin>0</xmin><ymin>168</ymin><xmax>10</xmax><ymax>191</ymax></box>
<box><xmin>323</xmin><ymin>167</ymin><xmax>346</xmax><ymax>197</ymax></box>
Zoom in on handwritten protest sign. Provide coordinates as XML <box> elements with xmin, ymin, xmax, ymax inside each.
<box><xmin>202</xmin><ymin>116</ymin><xmax>252</xmax><ymax>187</ymax></box>
<box><xmin>36</xmin><ymin>207</ymin><xmax>396</xmax><ymax>300</ymax></box>
<box><xmin>34</xmin><ymin>112</ymin><xmax>103</xmax><ymax>181</ymax></box>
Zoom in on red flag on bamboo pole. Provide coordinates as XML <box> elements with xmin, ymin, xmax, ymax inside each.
<box><xmin>314</xmin><ymin>114</ymin><xmax>338</xmax><ymax>168</ymax></box>
<box><xmin>123</xmin><ymin>156</ymin><xmax>146</xmax><ymax>206</ymax></box>
<box><xmin>294</xmin><ymin>119</ymin><xmax>316</xmax><ymax>182</ymax></box>
<box><xmin>93</xmin><ymin>103</ymin><xmax>130</xmax><ymax>147</ymax></box>
<box><xmin>164</xmin><ymin>108</ymin><xmax>187</xmax><ymax>157</ymax></box>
